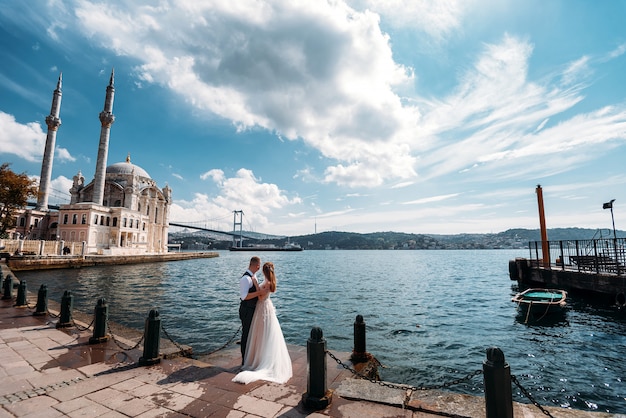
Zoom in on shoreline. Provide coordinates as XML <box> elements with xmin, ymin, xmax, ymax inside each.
<box><xmin>5</xmin><ymin>251</ymin><xmax>219</xmax><ymax>271</ymax></box>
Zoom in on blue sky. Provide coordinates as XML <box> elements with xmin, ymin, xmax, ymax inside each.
<box><xmin>1</xmin><ymin>0</ymin><xmax>626</xmax><ymax>237</ymax></box>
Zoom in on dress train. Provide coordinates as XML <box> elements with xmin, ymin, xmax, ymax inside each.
<box><xmin>232</xmin><ymin>296</ymin><xmax>292</xmax><ymax>384</ymax></box>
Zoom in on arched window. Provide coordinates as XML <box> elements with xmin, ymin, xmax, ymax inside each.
<box><xmin>81</xmin><ymin>214</ymin><xmax>87</xmax><ymax>224</ymax></box>
<box><xmin>106</xmin><ymin>217</ymin><xmax>110</xmax><ymax>226</ymax></box>
<box><xmin>63</xmin><ymin>214</ymin><xmax>68</xmax><ymax>224</ymax></box>
<box><xmin>112</xmin><ymin>217</ymin><xmax>118</xmax><ymax>227</ymax></box>
<box><xmin>72</xmin><ymin>214</ymin><xmax>78</xmax><ymax>224</ymax></box>
<box><xmin>123</xmin><ymin>218</ymin><xmax>127</xmax><ymax>227</ymax></box>
<box><xmin>19</xmin><ymin>218</ymin><xmax>25</xmax><ymax>227</ymax></box>
<box><xmin>94</xmin><ymin>215</ymin><xmax>98</xmax><ymax>224</ymax></box>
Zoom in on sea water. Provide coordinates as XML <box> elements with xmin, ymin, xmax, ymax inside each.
<box><xmin>16</xmin><ymin>249</ymin><xmax>626</xmax><ymax>413</ymax></box>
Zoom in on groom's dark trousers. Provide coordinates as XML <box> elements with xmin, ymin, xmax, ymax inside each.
<box><xmin>239</xmin><ymin>272</ymin><xmax>258</xmax><ymax>364</ymax></box>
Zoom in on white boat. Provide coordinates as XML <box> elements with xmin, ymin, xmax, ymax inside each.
<box><xmin>512</xmin><ymin>288</ymin><xmax>567</xmax><ymax>321</ymax></box>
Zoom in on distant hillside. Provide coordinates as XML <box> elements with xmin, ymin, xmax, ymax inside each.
<box><xmin>169</xmin><ymin>227</ymin><xmax>625</xmax><ymax>250</ymax></box>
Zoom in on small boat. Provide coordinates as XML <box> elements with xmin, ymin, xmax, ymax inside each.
<box><xmin>512</xmin><ymin>288</ymin><xmax>567</xmax><ymax>321</ymax></box>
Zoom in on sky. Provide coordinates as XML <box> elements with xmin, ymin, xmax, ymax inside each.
<box><xmin>1</xmin><ymin>0</ymin><xmax>626</xmax><ymax>237</ymax></box>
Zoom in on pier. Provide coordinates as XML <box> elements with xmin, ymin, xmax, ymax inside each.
<box><xmin>509</xmin><ymin>237</ymin><xmax>626</xmax><ymax>305</ymax></box>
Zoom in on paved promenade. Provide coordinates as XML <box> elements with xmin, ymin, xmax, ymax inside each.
<box><xmin>0</xmin><ymin>263</ymin><xmax>621</xmax><ymax>417</ymax></box>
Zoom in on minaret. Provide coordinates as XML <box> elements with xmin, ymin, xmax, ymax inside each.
<box><xmin>92</xmin><ymin>69</ymin><xmax>116</xmax><ymax>205</ymax></box>
<box><xmin>36</xmin><ymin>73</ymin><xmax>63</xmax><ymax>211</ymax></box>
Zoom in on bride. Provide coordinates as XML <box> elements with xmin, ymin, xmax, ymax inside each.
<box><xmin>232</xmin><ymin>262</ymin><xmax>292</xmax><ymax>384</ymax></box>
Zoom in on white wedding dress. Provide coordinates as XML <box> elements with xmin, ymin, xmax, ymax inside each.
<box><xmin>232</xmin><ymin>291</ymin><xmax>292</xmax><ymax>384</ymax></box>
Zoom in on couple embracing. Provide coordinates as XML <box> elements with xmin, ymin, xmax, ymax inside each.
<box><xmin>233</xmin><ymin>256</ymin><xmax>292</xmax><ymax>384</ymax></box>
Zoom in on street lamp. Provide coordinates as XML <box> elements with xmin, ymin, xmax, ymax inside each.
<box><xmin>603</xmin><ymin>199</ymin><xmax>617</xmax><ymax>240</ymax></box>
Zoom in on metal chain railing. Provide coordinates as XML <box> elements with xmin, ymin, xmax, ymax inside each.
<box><xmin>195</xmin><ymin>325</ymin><xmax>242</xmax><ymax>357</ymax></box>
<box><xmin>326</xmin><ymin>350</ymin><xmax>482</xmax><ymax>391</ymax></box>
<box><xmin>160</xmin><ymin>323</ymin><xmax>193</xmax><ymax>358</ymax></box>
<box><xmin>511</xmin><ymin>375</ymin><xmax>555</xmax><ymax>417</ymax></box>
<box><xmin>328</xmin><ymin>350</ymin><xmax>558</xmax><ymax>417</ymax></box>
<box><xmin>72</xmin><ymin>318</ymin><xmax>94</xmax><ymax>331</ymax></box>
<box><xmin>107</xmin><ymin>322</ymin><xmax>144</xmax><ymax>351</ymax></box>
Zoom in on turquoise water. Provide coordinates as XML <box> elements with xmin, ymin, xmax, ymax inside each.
<box><xmin>16</xmin><ymin>249</ymin><xmax>626</xmax><ymax>413</ymax></box>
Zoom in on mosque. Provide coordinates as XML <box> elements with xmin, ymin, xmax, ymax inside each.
<box><xmin>12</xmin><ymin>71</ymin><xmax>171</xmax><ymax>255</ymax></box>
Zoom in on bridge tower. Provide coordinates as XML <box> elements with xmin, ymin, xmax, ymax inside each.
<box><xmin>232</xmin><ymin>210</ymin><xmax>243</xmax><ymax>248</ymax></box>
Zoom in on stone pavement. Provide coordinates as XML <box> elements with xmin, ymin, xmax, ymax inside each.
<box><xmin>0</xmin><ymin>263</ymin><xmax>622</xmax><ymax>417</ymax></box>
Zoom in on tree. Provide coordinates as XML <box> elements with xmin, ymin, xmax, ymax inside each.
<box><xmin>0</xmin><ymin>163</ymin><xmax>38</xmax><ymax>238</ymax></box>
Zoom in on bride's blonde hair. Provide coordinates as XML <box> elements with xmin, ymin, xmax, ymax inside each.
<box><xmin>263</xmin><ymin>262</ymin><xmax>276</xmax><ymax>292</ymax></box>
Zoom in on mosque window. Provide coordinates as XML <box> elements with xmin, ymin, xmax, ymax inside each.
<box><xmin>138</xmin><ymin>203</ymin><xmax>141</xmax><ymax>212</ymax></box>
<box><xmin>155</xmin><ymin>208</ymin><xmax>158</xmax><ymax>223</ymax></box>
<box><xmin>142</xmin><ymin>222</ymin><xmax>146</xmax><ymax>231</ymax></box>
<box><xmin>63</xmin><ymin>214</ymin><xmax>68</xmax><ymax>224</ymax></box>
<box><xmin>147</xmin><ymin>205</ymin><xmax>150</xmax><ymax>215</ymax></box>
<box><xmin>112</xmin><ymin>217</ymin><xmax>118</xmax><ymax>227</ymax></box>
<box><xmin>123</xmin><ymin>218</ymin><xmax>127</xmax><ymax>227</ymax></box>
<box><xmin>19</xmin><ymin>218</ymin><xmax>25</xmax><ymax>227</ymax></box>
<box><xmin>106</xmin><ymin>217</ymin><xmax>110</xmax><ymax>226</ymax></box>
<box><xmin>81</xmin><ymin>214</ymin><xmax>87</xmax><ymax>224</ymax></box>
<box><xmin>100</xmin><ymin>216</ymin><xmax>105</xmax><ymax>225</ymax></box>
<box><xmin>129</xmin><ymin>219</ymin><xmax>133</xmax><ymax>228</ymax></box>
<box><xmin>72</xmin><ymin>214</ymin><xmax>78</xmax><ymax>224</ymax></box>
<box><xmin>34</xmin><ymin>219</ymin><xmax>39</xmax><ymax>227</ymax></box>
<box><xmin>94</xmin><ymin>215</ymin><xmax>98</xmax><ymax>224</ymax></box>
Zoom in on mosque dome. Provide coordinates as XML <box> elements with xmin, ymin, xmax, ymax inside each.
<box><xmin>106</xmin><ymin>155</ymin><xmax>151</xmax><ymax>179</ymax></box>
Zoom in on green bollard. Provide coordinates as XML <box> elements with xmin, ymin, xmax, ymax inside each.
<box><xmin>56</xmin><ymin>290</ymin><xmax>73</xmax><ymax>328</ymax></box>
<box><xmin>89</xmin><ymin>298</ymin><xmax>109</xmax><ymax>344</ymax></box>
<box><xmin>139</xmin><ymin>309</ymin><xmax>161</xmax><ymax>366</ymax></box>
<box><xmin>2</xmin><ymin>275</ymin><xmax>13</xmax><ymax>300</ymax></box>
<box><xmin>15</xmin><ymin>280</ymin><xmax>27</xmax><ymax>307</ymax></box>
<box><xmin>33</xmin><ymin>284</ymin><xmax>48</xmax><ymax>316</ymax></box>
<box><xmin>303</xmin><ymin>327</ymin><xmax>332</xmax><ymax>410</ymax></box>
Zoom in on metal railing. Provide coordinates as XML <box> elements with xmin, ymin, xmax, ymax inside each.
<box><xmin>529</xmin><ymin>238</ymin><xmax>626</xmax><ymax>275</ymax></box>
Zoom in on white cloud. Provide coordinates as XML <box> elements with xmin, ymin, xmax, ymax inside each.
<box><xmin>350</xmin><ymin>0</ymin><xmax>467</xmax><ymax>41</ymax></box>
<box><xmin>69</xmin><ymin>0</ymin><xmax>418</xmax><ymax>188</ymax></box>
<box><xmin>0</xmin><ymin>111</ymin><xmax>46</xmax><ymax>162</ymax></box>
<box><xmin>172</xmin><ymin>168</ymin><xmax>301</xmax><ymax>231</ymax></box>
<box><xmin>55</xmin><ymin>147</ymin><xmax>75</xmax><ymax>162</ymax></box>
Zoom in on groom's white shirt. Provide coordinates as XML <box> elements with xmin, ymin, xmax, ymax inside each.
<box><xmin>240</xmin><ymin>269</ymin><xmax>256</xmax><ymax>300</ymax></box>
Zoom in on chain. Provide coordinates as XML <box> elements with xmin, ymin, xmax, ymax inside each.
<box><xmin>160</xmin><ymin>324</ymin><xmax>193</xmax><ymax>358</ymax></box>
<box><xmin>107</xmin><ymin>322</ymin><xmax>144</xmax><ymax>351</ymax></box>
<box><xmin>47</xmin><ymin>309</ymin><xmax>60</xmax><ymax>318</ymax></box>
<box><xmin>325</xmin><ymin>350</ymin><xmax>482</xmax><ymax>391</ymax></box>
<box><xmin>192</xmin><ymin>325</ymin><xmax>242</xmax><ymax>358</ymax></box>
<box><xmin>72</xmin><ymin>318</ymin><xmax>94</xmax><ymax>331</ymax></box>
<box><xmin>511</xmin><ymin>375</ymin><xmax>555</xmax><ymax>417</ymax></box>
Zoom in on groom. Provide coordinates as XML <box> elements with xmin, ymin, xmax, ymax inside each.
<box><xmin>239</xmin><ymin>256</ymin><xmax>264</xmax><ymax>364</ymax></box>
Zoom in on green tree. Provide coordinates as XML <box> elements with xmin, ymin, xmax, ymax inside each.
<box><xmin>0</xmin><ymin>163</ymin><xmax>38</xmax><ymax>238</ymax></box>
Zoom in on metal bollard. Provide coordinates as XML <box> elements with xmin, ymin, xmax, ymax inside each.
<box><xmin>33</xmin><ymin>284</ymin><xmax>48</xmax><ymax>316</ymax></box>
<box><xmin>2</xmin><ymin>275</ymin><xmax>13</xmax><ymax>300</ymax></box>
<box><xmin>15</xmin><ymin>280</ymin><xmax>27</xmax><ymax>307</ymax></box>
<box><xmin>56</xmin><ymin>290</ymin><xmax>73</xmax><ymax>328</ymax></box>
<box><xmin>350</xmin><ymin>314</ymin><xmax>368</xmax><ymax>363</ymax></box>
<box><xmin>303</xmin><ymin>327</ymin><xmax>332</xmax><ymax>410</ymax></box>
<box><xmin>139</xmin><ymin>309</ymin><xmax>161</xmax><ymax>366</ymax></box>
<box><xmin>483</xmin><ymin>347</ymin><xmax>513</xmax><ymax>418</ymax></box>
<box><xmin>89</xmin><ymin>298</ymin><xmax>109</xmax><ymax>344</ymax></box>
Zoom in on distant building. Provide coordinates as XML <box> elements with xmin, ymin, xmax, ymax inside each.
<box><xmin>10</xmin><ymin>71</ymin><xmax>171</xmax><ymax>255</ymax></box>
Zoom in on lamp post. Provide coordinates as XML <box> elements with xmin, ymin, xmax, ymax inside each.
<box><xmin>603</xmin><ymin>199</ymin><xmax>617</xmax><ymax>240</ymax></box>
